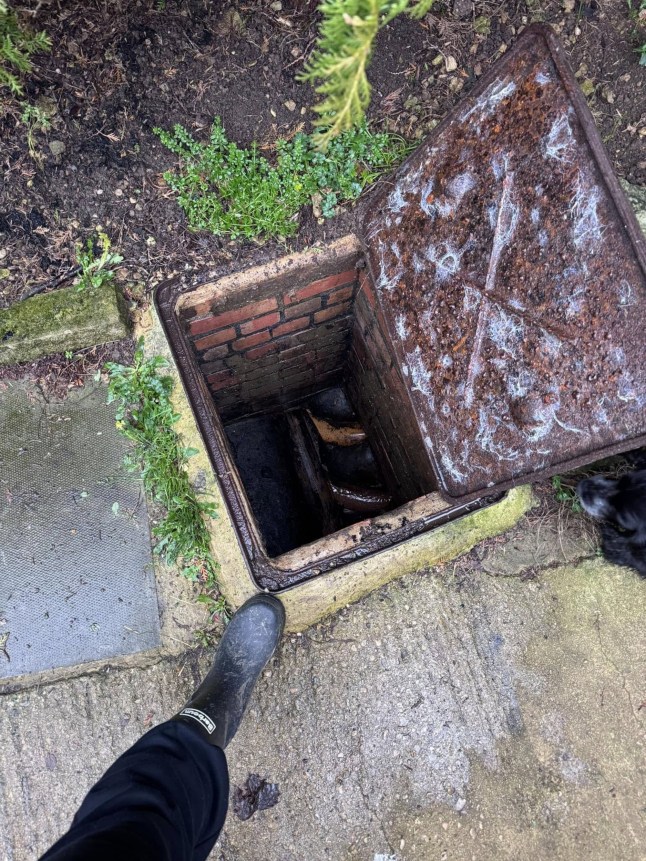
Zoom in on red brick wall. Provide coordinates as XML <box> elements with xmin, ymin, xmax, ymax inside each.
<box><xmin>346</xmin><ymin>271</ymin><xmax>437</xmax><ymax>504</ymax></box>
<box><xmin>178</xmin><ymin>251</ymin><xmax>436</xmax><ymax>504</ymax></box>
<box><xmin>181</xmin><ymin>267</ymin><xmax>358</xmax><ymax>420</ymax></box>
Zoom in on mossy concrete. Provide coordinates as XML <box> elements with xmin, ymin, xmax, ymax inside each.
<box><xmin>140</xmin><ymin>306</ymin><xmax>535</xmax><ymax>632</ymax></box>
<box><xmin>0</xmin><ymin>281</ymin><xmax>129</xmax><ymax>367</ymax></box>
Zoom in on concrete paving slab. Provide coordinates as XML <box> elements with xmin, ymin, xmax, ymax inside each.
<box><xmin>0</xmin><ymin>380</ymin><xmax>160</xmax><ymax>680</ymax></box>
<box><xmin>220</xmin><ymin>559</ymin><xmax>645</xmax><ymax>861</ymax></box>
<box><xmin>0</xmin><ymin>551</ymin><xmax>643</xmax><ymax>861</ymax></box>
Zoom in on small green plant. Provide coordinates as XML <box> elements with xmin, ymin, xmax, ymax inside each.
<box><xmin>20</xmin><ymin>101</ymin><xmax>50</xmax><ymax>163</ymax></box>
<box><xmin>627</xmin><ymin>0</ymin><xmax>646</xmax><ymax>63</ymax></box>
<box><xmin>106</xmin><ymin>340</ymin><xmax>227</xmax><ymax>626</ymax></box>
<box><xmin>155</xmin><ymin>117</ymin><xmax>410</xmax><ymax>240</ymax></box>
<box><xmin>301</xmin><ymin>0</ymin><xmax>434</xmax><ymax>147</ymax></box>
<box><xmin>551</xmin><ymin>475</ymin><xmax>583</xmax><ymax>513</ymax></box>
<box><xmin>0</xmin><ymin>1</ymin><xmax>51</xmax><ymax>95</ymax></box>
<box><xmin>74</xmin><ymin>230</ymin><xmax>123</xmax><ymax>291</ymax></box>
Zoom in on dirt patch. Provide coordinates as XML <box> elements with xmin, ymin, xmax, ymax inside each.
<box><xmin>0</xmin><ymin>338</ymin><xmax>135</xmax><ymax>399</ymax></box>
<box><xmin>232</xmin><ymin>773</ymin><xmax>281</xmax><ymax>821</ymax></box>
<box><xmin>1</xmin><ymin>0</ymin><xmax>644</xmax><ymax>326</ymax></box>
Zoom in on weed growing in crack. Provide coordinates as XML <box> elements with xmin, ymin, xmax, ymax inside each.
<box><xmin>106</xmin><ymin>339</ymin><xmax>228</xmax><ymax>628</ymax></box>
<box><xmin>551</xmin><ymin>474</ymin><xmax>583</xmax><ymax>513</ymax></box>
<box><xmin>154</xmin><ymin>117</ymin><xmax>410</xmax><ymax>240</ymax></box>
<box><xmin>74</xmin><ymin>230</ymin><xmax>123</xmax><ymax>291</ymax></box>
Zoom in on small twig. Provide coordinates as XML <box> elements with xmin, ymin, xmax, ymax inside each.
<box><xmin>0</xmin><ymin>632</ymin><xmax>10</xmax><ymax>663</ymax></box>
<box><xmin>20</xmin><ymin>265</ymin><xmax>81</xmax><ymax>301</ymax></box>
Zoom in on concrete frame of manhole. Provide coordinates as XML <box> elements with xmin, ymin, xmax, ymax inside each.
<box><xmin>142</xmin><ymin>240</ymin><xmax>535</xmax><ymax>633</ymax></box>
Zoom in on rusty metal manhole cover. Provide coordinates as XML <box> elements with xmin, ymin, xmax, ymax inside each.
<box><xmin>359</xmin><ymin>25</ymin><xmax>646</xmax><ymax>499</ymax></box>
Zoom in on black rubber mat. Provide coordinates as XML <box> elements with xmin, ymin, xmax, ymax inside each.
<box><xmin>0</xmin><ymin>381</ymin><xmax>160</xmax><ymax>680</ymax></box>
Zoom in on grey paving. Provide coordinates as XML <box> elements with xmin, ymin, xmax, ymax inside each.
<box><xmin>0</xmin><ymin>381</ymin><xmax>160</xmax><ymax>681</ymax></box>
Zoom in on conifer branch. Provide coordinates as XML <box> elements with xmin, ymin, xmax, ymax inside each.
<box><xmin>301</xmin><ymin>0</ymin><xmax>434</xmax><ymax>148</ymax></box>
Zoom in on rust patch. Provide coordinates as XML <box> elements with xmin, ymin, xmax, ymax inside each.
<box><xmin>359</xmin><ymin>25</ymin><xmax>646</xmax><ymax>498</ymax></box>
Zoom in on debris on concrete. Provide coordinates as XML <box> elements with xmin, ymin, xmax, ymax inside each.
<box><xmin>232</xmin><ymin>773</ymin><xmax>281</xmax><ymax>821</ymax></box>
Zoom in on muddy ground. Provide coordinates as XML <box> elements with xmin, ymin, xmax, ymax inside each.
<box><xmin>1</xmin><ymin>0</ymin><xmax>645</xmax><ymax>325</ymax></box>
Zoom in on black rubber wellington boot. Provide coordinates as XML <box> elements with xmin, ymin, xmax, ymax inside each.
<box><xmin>172</xmin><ymin>593</ymin><xmax>285</xmax><ymax>749</ymax></box>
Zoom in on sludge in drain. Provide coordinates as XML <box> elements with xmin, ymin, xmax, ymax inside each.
<box><xmin>225</xmin><ymin>386</ymin><xmax>393</xmax><ymax>557</ymax></box>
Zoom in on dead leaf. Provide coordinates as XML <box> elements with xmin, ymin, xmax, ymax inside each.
<box><xmin>311</xmin><ymin>193</ymin><xmax>323</xmax><ymax>218</ymax></box>
<box><xmin>382</xmin><ymin>87</ymin><xmax>404</xmax><ymax>114</ymax></box>
<box><xmin>216</xmin><ymin>8</ymin><xmax>245</xmax><ymax>37</ymax></box>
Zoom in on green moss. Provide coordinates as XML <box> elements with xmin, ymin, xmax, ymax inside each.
<box><xmin>473</xmin><ymin>15</ymin><xmax>491</xmax><ymax>35</ymax></box>
<box><xmin>620</xmin><ymin>178</ymin><xmax>646</xmax><ymax>237</ymax></box>
<box><xmin>0</xmin><ymin>281</ymin><xmax>129</xmax><ymax>366</ymax></box>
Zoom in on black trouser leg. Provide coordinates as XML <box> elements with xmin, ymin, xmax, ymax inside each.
<box><xmin>40</xmin><ymin>720</ymin><xmax>229</xmax><ymax>861</ymax></box>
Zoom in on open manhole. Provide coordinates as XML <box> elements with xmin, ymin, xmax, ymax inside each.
<box><xmin>156</xmin><ymin>25</ymin><xmax>646</xmax><ymax>592</ymax></box>
<box><xmin>158</xmin><ymin>236</ymin><xmax>472</xmax><ymax>589</ymax></box>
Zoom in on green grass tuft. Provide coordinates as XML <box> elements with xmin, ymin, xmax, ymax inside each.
<box><xmin>105</xmin><ymin>339</ymin><xmax>227</xmax><ymax>627</ymax></box>
<box><xmin>154</xmin><ymin>117</ymin><xmax>411</xmax><ymax>240</ymax></box>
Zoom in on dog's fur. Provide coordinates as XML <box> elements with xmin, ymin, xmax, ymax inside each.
<box><xmin>577</xmin><ymin>469</ymin><xmax>646</xmax><ymax>578</ymax></box>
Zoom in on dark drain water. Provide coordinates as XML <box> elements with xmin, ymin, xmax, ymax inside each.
<box><xmin>225</xmin><ymin>386</ymin><xmax>392</xmax><ymax>557</ymax></box>
<box><xmin>226</xmin><ymin>413</ymin><xmax>317</xmax><ymax>557</ymax></box>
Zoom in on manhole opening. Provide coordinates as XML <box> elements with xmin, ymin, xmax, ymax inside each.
<box><xmin>157</xmin><ymin>26</ymin><xmax>646</xmax><ymax>591</ymax></box>
<box><xmin>164</xmin><ymin>237</ymin><xmax>483</xmax><ymax>589</ymax></box>
<box><xmin>181</xmin><ymin>245</ymin><xmax>440</xmax><ymax>555</ymax></box>
<box><xmin>224</xmin><ymin>388</ymin><xmax>399</xmax><ymax>558</ymax></box>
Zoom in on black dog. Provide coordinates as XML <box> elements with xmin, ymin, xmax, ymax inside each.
<box><xmin>577</xmin><ymin>469</ymin><xmax>646</xmax><ymax>578</ymax></box>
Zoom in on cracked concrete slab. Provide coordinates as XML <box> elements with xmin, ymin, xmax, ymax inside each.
<box><xmin>220</xmin><ymin>559</ymin><xmax>645</xmax><ymax>861</ymax></box>
<box><xmin>0</xmin><ymin>552</ymin><xmax>643</xmax><ymax>860</ymax></box>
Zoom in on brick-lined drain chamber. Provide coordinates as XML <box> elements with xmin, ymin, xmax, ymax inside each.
<box><xmin>157</xmin><ymin>237</ymin><xmax>491</xmax><ymax>589</ymax></box>
<box><xmin>156</xmin><ymin>26</ymin><xmax>646</xmax><ymax>591</ymax></box>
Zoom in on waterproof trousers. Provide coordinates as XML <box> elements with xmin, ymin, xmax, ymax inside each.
<box><xmin>40</xmin><ymin>720</ymin><xmax>229</xmax><ymax>861</ymax></box>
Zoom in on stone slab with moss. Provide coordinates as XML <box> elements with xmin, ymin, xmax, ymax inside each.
<box><xmin>0</xmin><ymin>281</ymin><xmax>129</xmax><ymax>367</ymax></box>
<box><xmin>141</xmin><ymin>303</ymin><xmax>535</xmax><ymax>633</ymax></box>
